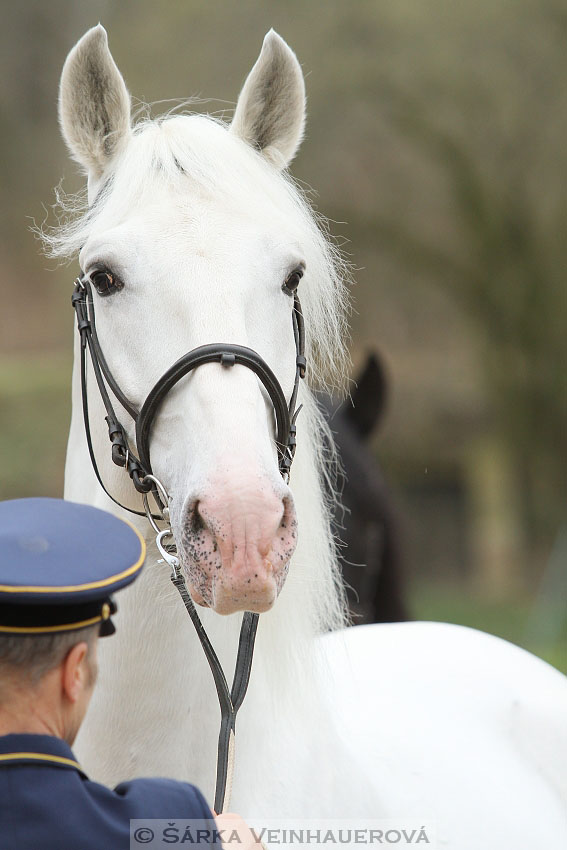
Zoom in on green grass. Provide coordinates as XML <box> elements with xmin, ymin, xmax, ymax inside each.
<box><xmin>0</xmin><ymin>356</ymin><xmax>71</xmax><ymax>499</ymax></box>
<box><xmin>410</xmin><ymin>580</ymin><xmax>567</xmax><ymax>675</ymax></box>
<box><xmin>0</xmin><ymin>357</ymin><xmax>70</xmax><ymax>395</ymax></box>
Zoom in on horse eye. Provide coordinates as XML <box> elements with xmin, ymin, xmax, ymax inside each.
<box><xmin>282</xmin><ymin>266</ymin><xmax>304</xmax><ymax>295</ymax></box>
<box><xmin>90</xmin><ymin>269</ymin><xmax>123</xmax><ymax>297</ymax></box>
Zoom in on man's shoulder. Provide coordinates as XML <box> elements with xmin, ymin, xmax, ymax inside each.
<box><xmin>88</xmin><ymin>774</ymin><xmax>213</xmax><ymax>820</ymax></box>
<box><xmin>0</xmin><ymin>749</ymin><xmax>214</xmax><ymax>849</ymax></box>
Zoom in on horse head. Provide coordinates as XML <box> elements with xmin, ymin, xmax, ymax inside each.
<box><xmin>57</xmin><ymin>26</ymin><xmax>347</xmax><ymax>617</ymax></box>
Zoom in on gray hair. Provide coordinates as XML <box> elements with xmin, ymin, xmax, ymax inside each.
<box><xmin>0</xmin><ymin>625</ymin><xmax>99</xmax><ymax>692</ymax></box>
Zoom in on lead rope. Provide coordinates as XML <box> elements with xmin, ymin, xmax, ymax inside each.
<box><xmin>154</xmin><ymin>516</ymin><xmax>258</xmax><ymax>814</ymax></box>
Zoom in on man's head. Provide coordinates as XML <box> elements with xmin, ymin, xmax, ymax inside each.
<box><xmin>0</xmin><ymin>624</ymin><xmax>99</xmax><ymax>744</ymax></box>
<box><xmin>0</xmin><ymin>497</ymin><xmax>145</xmax><ymax>743</ymax></box>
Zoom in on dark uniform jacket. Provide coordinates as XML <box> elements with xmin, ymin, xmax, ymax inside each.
<box><xmin>0</xmin><ymin>733</ymin><xmax>214</xmax><ymax>849</ymax></box>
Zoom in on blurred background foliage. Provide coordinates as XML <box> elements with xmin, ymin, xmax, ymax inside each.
<box><xmin>0</xmin><ymin>0</ymin><xmax>565</xmax><ymax>669</ymax></box>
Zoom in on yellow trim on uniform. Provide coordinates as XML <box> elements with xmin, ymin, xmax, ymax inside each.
<box><xmin>0</xmin><ymin>614</ymin><xmax>103</xmax><ymax>634</ymax></box>
<box><xmin>0</xmin><ymin>525</ymin><xmax>146</xmax><ymax>595</ymax></box>
<box><xmin>0</xmin><ymin>752</ymin><xmax>81</xmax><ymax>770</ymax></box>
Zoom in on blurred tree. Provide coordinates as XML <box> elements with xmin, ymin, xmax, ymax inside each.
<box><xmin>350</xmin><ymin>21</ymin><xmax>567</xmax><ymax>551</ymax></box>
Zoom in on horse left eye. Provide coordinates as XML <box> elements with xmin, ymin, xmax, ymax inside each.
<box><xmin>90</xmin><ymin>269</ymin><xmax>123</xmax><ymax>297</ymax></box>
<box><xmin>282</xmin><ymin>267</ymin><xmax>304</xmax><ymax>295</ymax></box>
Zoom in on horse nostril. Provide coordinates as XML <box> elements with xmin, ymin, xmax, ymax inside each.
<box><xmin>270</xmin><ymin>496</ymin><xmax>298</xmax><ymax>559</ymax></box>
<box><xmin>190</xmin><ymin>501</ymin><xmax>206</xmax><ymax>534</ymax></box>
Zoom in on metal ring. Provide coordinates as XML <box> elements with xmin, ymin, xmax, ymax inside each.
<box><xmin>141</xmin><ymin>473</ymin><xmax>170</xmax><ymax>507</ymax></box>
<box><xmin>141</xmin><ymin>473</ymin><xmax>172</xmax><ymax>532</ymax></box>
<box><xmin>142</xmin><ymin>492</ymin><xmax>162</xmax><ymax>534</ymax></box>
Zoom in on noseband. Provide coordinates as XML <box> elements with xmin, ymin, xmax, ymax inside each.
<box><xmin>71</xmin><ymin>274</ymin><xmax>306</xmax><ymax>812</ymax></box>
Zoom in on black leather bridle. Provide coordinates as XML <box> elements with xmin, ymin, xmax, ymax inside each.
<box><xmin>72</xmin><ymin>277</ymin><xmax>306</xmax><ymax>507</ymax></box>
<box><xmin>71</xmin><ymin>274</ymin><xmax>306</xmax><ymax>812</ymax></box>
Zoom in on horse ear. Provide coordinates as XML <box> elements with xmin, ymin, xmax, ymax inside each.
<box><xmin>230</xmin><ymin>30</ymin><xmax>306</xmax><ymax>169</ymax></box>
<box><xmin>58</xmin><ymin>25</ymin><xmax>131</xmax><ymax>181</ymax></box>
<box><xmin>344</xmin><ymin>353</ymin><xmax>388</xmax><ymax>439</ymax></box>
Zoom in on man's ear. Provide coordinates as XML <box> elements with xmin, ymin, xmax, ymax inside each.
<box><xmin>59</xmin><ymin>24</ymin><xmax>131</xmax><ymax>182</ymax></box>
<box><xmin>230</xmin><ymin>30</ymin><xmax>306</xmax><ymax>169</ymax></box>
<box><xmin>61</xmin><ymin>642</ymin><xmax>89</xmax><ymax>703</ymax></box>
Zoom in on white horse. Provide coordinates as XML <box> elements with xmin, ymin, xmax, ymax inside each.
<box><xmin>46</xmin><ymin>25</ymin><xmax>566</xmax><ymax>848</ymax></box>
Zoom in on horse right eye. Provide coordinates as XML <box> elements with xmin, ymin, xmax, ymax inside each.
<box><xmin>90</xmin><ymin>269</ymin><xmax>123</xmax><ymax>297</ymax></box>
<box><xmin>282</xmin><ymin>265</ymin><xmax>305</xmax><ymax>296</ymax></box>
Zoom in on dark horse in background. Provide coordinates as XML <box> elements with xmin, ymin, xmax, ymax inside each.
<box><xmin>321</xmin><ymin>353</ymin><xmax>409</xmax><ymax>624</ymax></box>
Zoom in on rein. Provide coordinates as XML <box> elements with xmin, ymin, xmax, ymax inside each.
<box><xmin>71</xmin><ymin>275</ymin><xmax>306</xmax><ymax>812</ymax></box>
